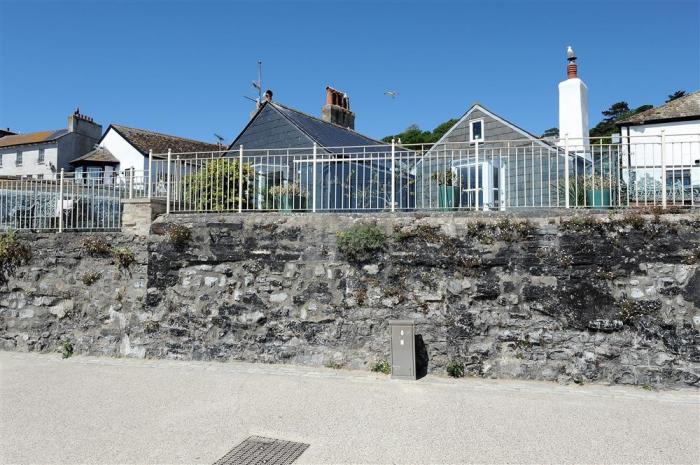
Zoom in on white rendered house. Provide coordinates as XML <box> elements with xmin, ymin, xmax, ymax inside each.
<box><xmin>70</xmin><ymin>124</ymin><xmax>220</xmax><ymax>186</ymax></box>
<box><xmin>616</xmin><ymin>91</ymin><xmax>700</xmax><ymax>203</ymax></box>
<box><xmin>0</xmin><ymin>110</ymin><xmax>102</xmax><ymax>179</ymax></box>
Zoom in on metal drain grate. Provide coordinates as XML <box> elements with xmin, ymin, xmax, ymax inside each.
<box><xmin>214</xmin><ymin>436</ymin><xmax>309</xmax><ymax>465</ymax></box>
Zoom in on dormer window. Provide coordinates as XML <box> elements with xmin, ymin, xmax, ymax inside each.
<box><xmin>470</xmin><ymin>119</ymin><xmax>484</xmax><ymax>142</ymax></box>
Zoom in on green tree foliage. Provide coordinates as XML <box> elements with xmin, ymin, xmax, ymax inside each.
<box><xmin>382</xmin><ymin>118</ymin><xmax>459</xmax><ymax>145</ymax></box>
<box><xmin>666</xmin><ymin>90</ymin><xmax>686</xmax><ymax>102</ymax></box>
<box><xmin>184</xmin><ymin>159</ymin><xmax>255</xmax><ymax>211</ymax></box>
<box><xmin>542</xmin><ymin>127</ymin><xmax>559</xmax><ymax>138</ymax></box>
<box><xmin>589</xmin><ymin>101</ymin><xmax>652</xmax><ymax>138</ymax></box>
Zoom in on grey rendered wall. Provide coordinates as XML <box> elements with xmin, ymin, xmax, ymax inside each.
<box><xmin>57</xmin><ymin>132</ymin><xmax>101</xmax><ymax>172</ymax></box>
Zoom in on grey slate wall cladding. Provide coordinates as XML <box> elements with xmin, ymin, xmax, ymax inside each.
<box><xmin>415</xmin><ymin>108</ymin><xmax>577</xmax><ymax>209</ymax></box>
<box><xmin>1</xmin><ymin>213</ymin><xmax>699</xmax><ymax>388</ymax></box>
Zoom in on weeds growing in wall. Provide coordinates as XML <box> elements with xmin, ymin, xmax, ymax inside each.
<box><xmin>166</xmin><ymin>224</ymin><xmax>191</xmax><ymax>248</ymax></box>
<box><xmin>81</xmin><ymin>271</ymin><xmax>101</xmax><ymax>286</ymax></box>
<box><xmin>0</xmin><ymin>231</ymin><xmax>30</xmax><ymax>286</ymax></box>
<box><xmin>82</xmin><ymin>237</ymin><xmax>112</xmax><ymax>256</ymax></box>
<box><xmin>112</xmin><ymin>247</ymin><xmax>135</xmax><ymax>269</ymax></box>
<box><xmin>336</xmin><ymin>223</ymin><xmax>385</xmax><ymax>263</ymax></box>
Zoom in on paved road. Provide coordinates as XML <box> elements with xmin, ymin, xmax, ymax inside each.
<box><xmin>1</xmin><ymin>352</ymin><xmax>698</xmax><ymax>465</ymax></box>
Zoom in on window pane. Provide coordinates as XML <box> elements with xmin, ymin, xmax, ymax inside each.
<box><xmin>472</xmin><ymin>122</ymin><xmax>482</xmax><ymax>140</ymax></box>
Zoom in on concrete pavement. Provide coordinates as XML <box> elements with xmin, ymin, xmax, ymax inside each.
<box><xmin>1</xmin><ymin>351</ymin><xmax>698</xmax><ymax>464</ymax></box>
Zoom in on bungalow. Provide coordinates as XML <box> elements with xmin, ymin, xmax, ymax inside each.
<box><xmin>70</xmin><ymin>124</ymin><xmax>219</xmax><ymax>189</ymax></box>
<box><xmin>414</xmin><ymin>48</ymin><xmax>589</xmax><ymax>210</ymax></box>
<box><xmin>413</xmin><ymin>103</ymin><xmax>563</xmax><ymax>210</ymax></box>
<box><xmin>227</xmin><ymin>87</ymin><xmax>412</xmax><ymax>211</ymax></box>
<box><xmin>616</xmin><ymin>91</ymin><xmax>700</xmax><ymax>204</ymax></box>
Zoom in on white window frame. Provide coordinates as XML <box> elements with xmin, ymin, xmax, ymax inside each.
<box><xmin>452</xmin><ymin>159</ymin><xmax>505</xmax><ymax>210</ymax></box>
<box><xmin>38</xmin><ymin>148</ymin><xmax>45</xmax><ymax>164</ymax></box>
<box><xmin>16</xmin><ymin>151</ymin><xmax>22</xmax><ymax>166</ymax></box>
<box><xmin>469</xmin><ymin>119</ymin><xmax>485</xmax><ymax>143</ymax></box>
<box><xmin>0</xmin><ymin>153</ymin><xmax>3</xmax><ymax>167</ymax></box>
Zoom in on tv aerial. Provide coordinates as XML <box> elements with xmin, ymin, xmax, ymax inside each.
<box><xmin>214</xmin><ymin>133</ymin><xmax>226</xmax><ymax>146</ymax></box>
<box><xmin>243</xmin><ymin>60</ymin><xmax>263</xmax><ymax>104</ymax></box>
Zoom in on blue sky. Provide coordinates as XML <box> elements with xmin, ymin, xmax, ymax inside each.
<box><xmin>1</xmin><ymin>0</ymin><xmax>698</xmax><ymax>145</ymax></box>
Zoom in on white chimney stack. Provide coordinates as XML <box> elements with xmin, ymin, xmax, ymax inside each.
<box><xmin>558</xmin><ymin>46</ymin><xmax>589</xmax><ymax>152</ymax></box>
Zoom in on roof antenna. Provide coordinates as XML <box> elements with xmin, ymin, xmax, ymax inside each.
<box><xmin>251</xmin><ymin>60</ymin><xmax>263</xmax><ymax>103</ymax></box>
<box><xmin>214</xmin><ymin>133</ymin><xmax>225</xmax><ymax>149</ymax></box>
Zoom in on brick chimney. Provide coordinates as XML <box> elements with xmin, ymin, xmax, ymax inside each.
<box><xmin>321</xmin><ymin>86</ymin><xmax>355</xmax><ymax>130</ymax></box>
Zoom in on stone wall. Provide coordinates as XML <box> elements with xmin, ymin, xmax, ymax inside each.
<box><xmin>1</xmin><ymin>212</ymin><xmax>699</xmax><ymax>388</ymax></box>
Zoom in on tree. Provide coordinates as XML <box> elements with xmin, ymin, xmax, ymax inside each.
<box><xmin>666</xmin><ymin>90</ymin><xmax>686</xmax><ymax>102</ymax></box>
<box><xmin>601</xmin><ymin>102</ymin><xmax>631</xmax><ymax>121</ymax></box>
<box><xmin>184</xmin><ymin>159</ymin><xmax>255</xmax><ymax>211</ymax></box>
<box><xmin>383</xmin><ymin>118</ymin><xmax>459</xmax><ymax>145</ymax></box>
<box><xmin>541</xmin><ymin>127</ymin><xmax>559</xmax><ymax>138</ymax></box>
<box><xmin>590</xmin><ymin>101</ymin><xmax>651</xmax><ymax>137</ymax></box>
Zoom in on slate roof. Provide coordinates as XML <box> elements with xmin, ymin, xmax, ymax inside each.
<box><xmin>110</xmin><ymin>124</ymin><xmax>220</xmax><ymax>158</ymax></box>
<box><xmin>69</xmin><ymin>146</ymin><xmax>119</xmax><ymax>164</ymax></box>
<box><xmin>0</xmin><ymin>129</ymin><xmax>69</xmax><ymax>149</ymax></box>
<box><xmin>617</xmin><ymin>90</ymin><xmax>700</xmax><ymax>126</ymax></box>
<box><xmin>229</xmin><ymin>101</ymin><xmax>390</xmax><ymax>154</ymax></box>
<box><xmin>270</xmin><ymin>102</ymin><xmax>389</xmax><ymax>152</ymax></box>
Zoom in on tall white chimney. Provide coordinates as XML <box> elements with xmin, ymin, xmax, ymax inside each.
<box><xmin>558</xmin><ymin>46</ymin><xmax>589</xmax><ymax>152</ymax></box>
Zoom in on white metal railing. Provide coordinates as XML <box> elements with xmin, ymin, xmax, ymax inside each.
<box><xmin>155</xmin><ymin>133</ymin><xmax>699</xmax><ymax>213</ymax></box>
<box><xmin>0</xmin><ymin>169</ymin><xmax>152</xmax><ymax>231</ymax></box>
<box><xmin>1</xmin><ymin>133</ymin><xmax>698</xmax><ymax>231</ymax></box>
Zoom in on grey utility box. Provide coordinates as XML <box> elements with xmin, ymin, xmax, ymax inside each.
<box><xmin>389</xmin><ymin>320</ymin><xmax>416</xmax><ymax>380</ymax></box>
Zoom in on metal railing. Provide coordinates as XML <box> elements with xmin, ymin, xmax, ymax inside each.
<box><xmin>0</xmin><ymin>170</ymin><xmax>150</xmax><ymax>231</ymax></box>
<box><xmin>1</xmin><ymin>133</ymin><xmax>698</xmax><ymax>231</ymax></box>
<box><xmin>154</xmin><ymin>132</ymin><xmax>700</xmax><ymax>213</ymax></box>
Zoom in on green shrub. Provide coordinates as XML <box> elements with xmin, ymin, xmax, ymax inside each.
<box><xmin>336</xmin><ymin>224</ymin><xmax>385</xmax><ymax>263</ymax></box>
<box><xmin>82</xmin><ymin>236</ymin><xmax>111</xmax><ymax>255</ymax></box>
<box><xmin>371</xmin><ymin>360</ymin><xmax>391</xmax><ymax>375</ymax></box>
<box><xmin>0</xmin><ymin>231</ymin><xmax>30</xmax><ymax>286</ymax></box>
<box><xmin>446</xmin><ymin>360</ymin><xmax>465</xmax><ymax>378</ymax></box>
<box><xmin>112</xmin><ymin>247</ymin><xmax>135</xmax><ymax>269</ymax></box>
<box><xmin>184</xmin><ymin>159</ymin><xmax>255</xmax><ymax>211</ymax></box>
<box><xmin>81</xmin><ymin>271</ymin><xmax>101</xmax><ymax>286</ymax></box>
<box><xmin>61</xmin><ymin>341</ymin><xmax>74</xmax><ymax>359</ymax></box>
<box><xmin>166</xmin><ymin>224</ymin><xmax>191</xmax><ymax>247</ymax></box>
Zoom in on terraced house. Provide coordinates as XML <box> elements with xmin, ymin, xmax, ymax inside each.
<box><xmin>0</xmin><ymin>109</ymin><xmax>101</xmax><ymax>179</ymax></box>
